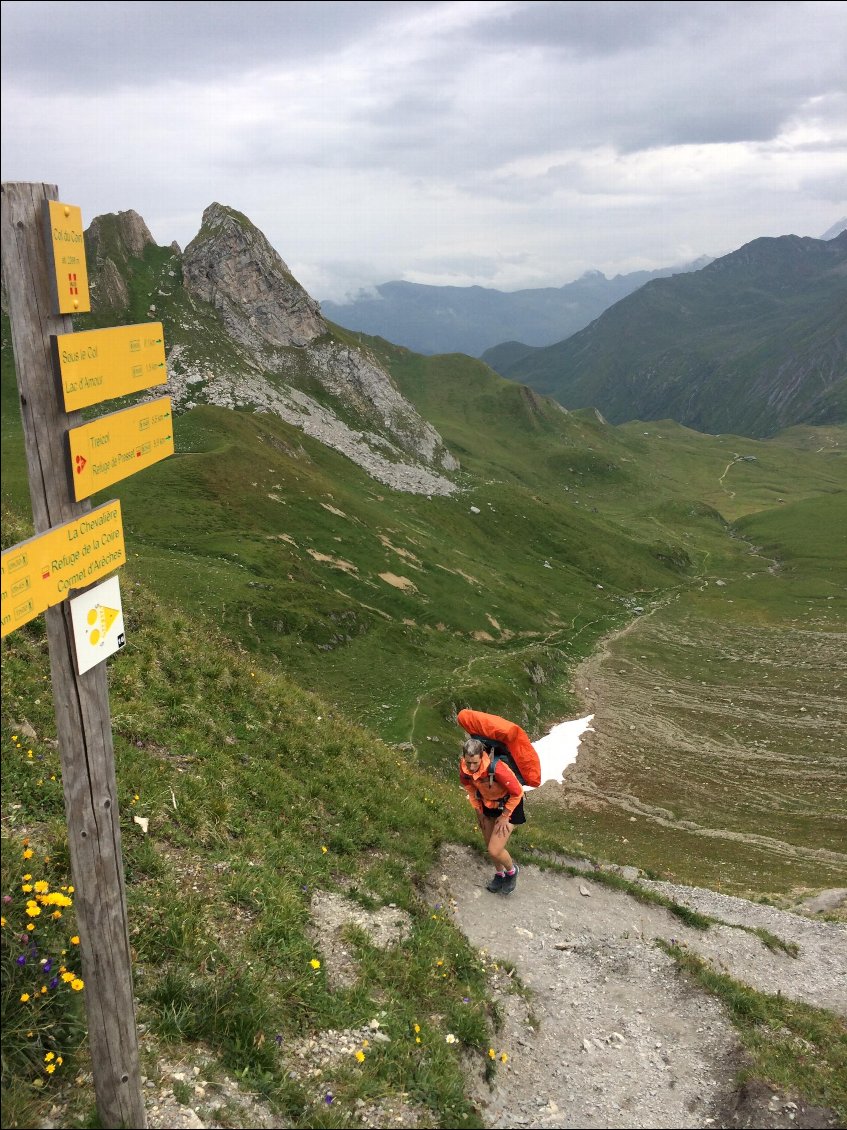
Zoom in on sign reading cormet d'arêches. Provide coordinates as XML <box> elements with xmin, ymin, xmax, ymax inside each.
<box><xmin>44</xmin><ymin>200</ymin><xmax>91</xmax><ymax>314</ymax></box>
<box><xmin>54</xmin><ymin>323</ymin><xmax>167</xmax><ymax>411</ymax></box>
<box><xmin>0</xmin><ymin>501</ymin><xmax>125</xmax><ymax>638</ymax></box>
<box><xmin>67</xmin><ymin>396</ymin><xmax>174</xmax><ymax>501</ymax></box>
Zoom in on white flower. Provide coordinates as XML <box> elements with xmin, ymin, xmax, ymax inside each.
<box><xmin>445</xmin><ymin>1034</ymin><xmax>457</xmax><ymax>1044</ymax></box>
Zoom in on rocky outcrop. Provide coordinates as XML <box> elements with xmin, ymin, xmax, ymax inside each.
<box><xmin>85</xmin><ymin>209</ymin><xmax>158</xmax><ymax>311</ymax></box>
<box><xmin>182</xmin><ymin>203</ymin><xmax>326</xmax><ymax>351</ymax></box>
<box><xmin>309</xmin><ymin>341</ymin><xmax>459</xmax><ymax>472</ymax></box>
<box><xmin>165</xmin><ymin>345</ymin><xmax>457</xmax><ymax>496</ymax></box>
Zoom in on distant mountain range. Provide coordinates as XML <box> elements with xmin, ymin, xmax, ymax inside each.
<box><xmin>483</xmin><ymin>233</ymin><xmax>847</xmax><ymax>438</ymax></box>
<box><xmin>321</xmin><ymin>260</ymin><xmax>712</xmax><ymax>357</ymax></box>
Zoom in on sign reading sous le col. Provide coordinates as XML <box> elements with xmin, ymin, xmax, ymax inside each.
<box><xmin>54</xmin><ymin>322</ymin><xmax>167</xmax><ymax>412</ymax></box>
<box><xmin>67</xmin><ymin>396</ymin><xmax>174</xmax><ymax>501</ymax></box>
<box><xmin>0</xmin><ymin>501</ymin><xmax>125</xmax><ymax>638</ymax></box>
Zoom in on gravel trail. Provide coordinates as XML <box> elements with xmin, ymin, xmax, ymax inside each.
<box><xmin>429</xmin><ymin>844</ymin><xmax>846</xmax><ymax>1129</ymax></box>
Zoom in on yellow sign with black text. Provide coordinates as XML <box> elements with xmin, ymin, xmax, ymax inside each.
<box><xmin>45</xmin><ymin>200</ymin><xmax>91</xmax><ymax>314</ymax></box>
<box><xmin>0</xmin><ymin>501</ymin><xmax>125</xmax><ymax>638</ymax></box>
<box><xmin>67</xmin><ymin>397</ymin><xmax>174</xmax><ymax>501</ymax></box>
<box><xmin>54</xmin><ymin>322</ymin><xmax>167</xmax><ymax>411</ymax></box>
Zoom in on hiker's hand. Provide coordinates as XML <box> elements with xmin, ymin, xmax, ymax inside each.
<box><xmin>494</xmin><ymin>816</ymin><xmax>511</xmax><ymax>837</ymax></box>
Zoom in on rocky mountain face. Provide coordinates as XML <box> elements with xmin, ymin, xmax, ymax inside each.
<box><xmin>82</xmin><ymin>204</ymin><xmax>458</xmax><ymax>494</ymax></box>
<box><xmin>486</xmin><ymin>234</ymin><xmax>847</xmax><ymax>438</ymax></box>
<box><xmin>86</xmin><ymin>209</ymin><xmax>158</xmax><ymax>310</ymax></box>
<box><xmin>182</xmin><ymin>203</ymin><xmax>326</xmax><ymax>351</ymax></box>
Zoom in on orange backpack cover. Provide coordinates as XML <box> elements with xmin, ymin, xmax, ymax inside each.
<box><xmin>457</xmin><ymin>709</ymin><xmax>542</xmax><ymax>788</ymax></box>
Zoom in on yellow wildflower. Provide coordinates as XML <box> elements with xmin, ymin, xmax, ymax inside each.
<box><xmin>414</xmin><ymin>1024</ymin><xmax>421</xmax><ymax>1033</ymax></box>
<box><xmin>0</xmin><ymin>917</ymin><xmax>5</xmax><ymax>928</ymax></box>
<box><xmin>354</xmin><ymin>1050</ymin><xmax>365</xmax><ymax>1063</ymax></box>
<box><xmin>45</xmin><ymin>1064</ymin><xmax>56</xmax><ymax>1075</ymax></box>
<box><xmin>52</xmin><ymin>911</ymin><xmax>62</xmax><ymax>920</ymax></box>
<box><xmin>310</xmin><ymin>959</ymin><xmax>321</xmax><ymax>970</ymax></box>
<box><xmin>321</xmin><ymin>846</ymin><xmax>328</xmax><ymax>854</ymax></box>
<box><xmin>22</xmin><ymin>884</ymin><xmax>33</xmax><ymax>893</ymax></box>
<box><xmin>23</xmin><ymin>849</ymin><xmax>33</xmax><ymax>859</ymax></box>
<box><xmin>500</xmin><ymin>1053</ymin><xmax>508</xmax><ymax>1063</ymax></box>
<box><xmin>26</xmin><ymin>904</ymin><xmax>41</xmax><ymax>917</ymax></box>
<box><xmin>20</xmin><ymin>992</ymin><xmax>31</xmax><ymax>1001</ymax></box>
<box><xmin>71</xmin><ymin>978</ymin><xmax>84</xmax><ymax>991</ymax></box>
<box><xmin>45</xmin><ymin>1053</ymin><xmax>55</xmax><ymax>1062</ymax></box>
<box><xmin>26</xmin><ymin>923</ymin><xmax>35</xmax><ymax>932</ymax></box>
<box><xmin>34</xmin><ymin>880</ymin><xmax>49</xmax><ymax>894</ymax></box>
<box><xmin>23</xmin><ymin>874</ymin><xmax>32</xmax><ymax>881</ymax></box>
<box><xmin>70</xmin><ymin>936</ymin><xmax>80</xmax><ymax>945</ymax></box>
<box><xmin>488</xmin><ymin>1048</ymin><xmax>496</xmax><ymax>1059</ymax></box>
<box><xmin>61</xmin><ymin>972</ymin><xmax>74</xmax><ymax>983</ymax></box>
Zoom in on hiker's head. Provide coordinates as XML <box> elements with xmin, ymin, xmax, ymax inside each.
<box><xmin>461</xmin><ymin>737</ymin><xmax>485</xmax><ymax>773</ymax></box>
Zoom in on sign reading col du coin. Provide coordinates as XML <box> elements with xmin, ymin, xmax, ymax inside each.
<box><xmin>44</xmin><ymin>200</ymin><xmax>91</xmax><ymax>314</ymax></box>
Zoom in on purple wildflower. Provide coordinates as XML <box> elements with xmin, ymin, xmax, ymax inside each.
<box><xmin>17</xmin><ymin>954</ymin><xmax>26</xmax><ymax>966</ymax></box>
<box><xmin>325</xmin><ymin>1093</ymin><xmax>334</xmax><ymax>1105</ymax></box>
<box><xmin>274</xmin><ymin>1034</ymin><xmax>283</xmax><ymax>1046</ymax></box>
<box><xmin>43</xmin><ymin>959</ymin><xmax>52</xmax><ymax>973</ymax></box>
<box><xmin>49</xmin><ymin>977</ymin><xmax>59</xmax><ymax>989</ymax></box>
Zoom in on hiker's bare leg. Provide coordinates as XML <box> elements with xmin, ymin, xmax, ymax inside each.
<box><xmin>478</xmin><ymin>813</ymin><xmax>514</xmax><ymax>871</ymax></box>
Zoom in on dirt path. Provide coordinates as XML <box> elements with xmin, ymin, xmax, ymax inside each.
<box><xmin>429</xmin><ymin>844</ymin><xmax>846</xmax><ymax>1129</ymax></box>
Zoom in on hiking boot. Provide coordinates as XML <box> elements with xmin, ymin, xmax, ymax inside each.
<box><xmin>500</xmin><ymin>865</ymin><xmax>519</xmax><ymax>895</ymax></box>
<box><xmin>486</xmin><ymin>872</ymin><xmax>506</xmax><ymax>893</ymax></box>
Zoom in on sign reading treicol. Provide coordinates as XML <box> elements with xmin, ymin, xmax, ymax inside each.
<box><xmin>67</xmin><ymin>396</ymin><xmax>174</xmax><ymax>501</ymax></box>
<box><xmin>0</xmin><ymin>501</ymin><xmax>125</xmax><ymax>637</ymax></box>
<box><xmin>54</xmin><ymin>323</ymin><xmax>167</xmax><ymax>411</ymax></box>
<box><xmin>44</xmin><ymin>199</ymin><xmax>91</xmax><ymax>314</ymax></box>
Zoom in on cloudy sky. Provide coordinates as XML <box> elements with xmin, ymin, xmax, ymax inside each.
<box><xmin>2</xmin><ymin>1</ymin><xmax>845</xmax><ymax>301</ymax></box>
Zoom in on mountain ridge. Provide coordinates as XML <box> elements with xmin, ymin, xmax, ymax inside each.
<box><xmin>321</xmin><ymin>259</ymin><xmax>713</xmax><ymax>357</ymax></box>
<box><xmin>484</xmin><ymin>233</ymin><xmax>847</xmax><ymax>438</ymax></box>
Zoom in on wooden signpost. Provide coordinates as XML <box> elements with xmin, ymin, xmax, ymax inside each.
<box><xmin>1</xmin><ymin>182</ymin><xmax>173</xmax><ymax>1129</ymax></box>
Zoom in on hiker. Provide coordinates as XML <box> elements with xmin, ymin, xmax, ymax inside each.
<box><xmin>459</xmin><ymin>736</ymin><xmax>525</xmax><ymax>894</ymax></box>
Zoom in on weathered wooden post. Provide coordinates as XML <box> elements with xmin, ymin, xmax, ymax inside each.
<box><xmin>1</xmin><ymin>181</ymin><xmax>147</xmax><ymax>1128</ymax></box>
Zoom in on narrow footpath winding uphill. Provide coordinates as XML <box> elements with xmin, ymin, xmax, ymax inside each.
<box><xmin>429</xmin><ymin>845</ymin><xmax>846</xmax><ymax>1130</ymax></box>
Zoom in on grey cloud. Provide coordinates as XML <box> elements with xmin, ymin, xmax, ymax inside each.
<box><xmin>0</xmin><ymin>0</ymin><xmax>433</xmax><ymax>91</ymax></box>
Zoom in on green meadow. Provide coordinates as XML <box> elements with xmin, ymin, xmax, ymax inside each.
<box><xmin>2</xmin><ymin>310</ymin><xmax>846</xmax><ymax>1126</ymax></box>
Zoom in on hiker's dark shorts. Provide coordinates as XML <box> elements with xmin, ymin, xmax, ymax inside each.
<box><xmin>482</xmin><ymin>799</ymin><xmax>526</xmax><ymax>825</ymax></box>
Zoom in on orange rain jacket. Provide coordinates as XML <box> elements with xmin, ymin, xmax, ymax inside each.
<box><xmin>459</xmin><ymin>750</ymin><xmax>524</xmax><ymax>817</ymax></box>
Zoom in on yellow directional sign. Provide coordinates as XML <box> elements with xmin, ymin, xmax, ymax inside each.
<box><xmin>45</xmin><ymin>200</ymin><xmax>90</xmax><ymax>314</ymax></box>
<box><xmin>1</xmin><ymin>501</ymin><xmax>125</xmax><ymax>638</ymax></box>
<box><xmin>54</xmin><ymin>322</ymin><xmax>167</xmax><ymax>411</ymax></box>
<box><xmin>67</xmin><ymin>396</ymin><xmax>174</xmax><ymax>501</ymax></box>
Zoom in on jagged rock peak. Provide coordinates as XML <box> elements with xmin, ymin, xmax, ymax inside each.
<box><xmin>182</xmin><ymin>202</ymin><xmax>326</xmax><ymax>350</ymax></box>
<box><xmin>86</xmin><ymin>209</ymin><xmax>157</xmax><ymax>260</ymax></box>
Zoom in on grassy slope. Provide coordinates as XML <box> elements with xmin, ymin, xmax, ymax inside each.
<box><xmin>2</xmin><ymin>317</ymin><xmax>846</xmax><ymax>1125</ymax></box>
